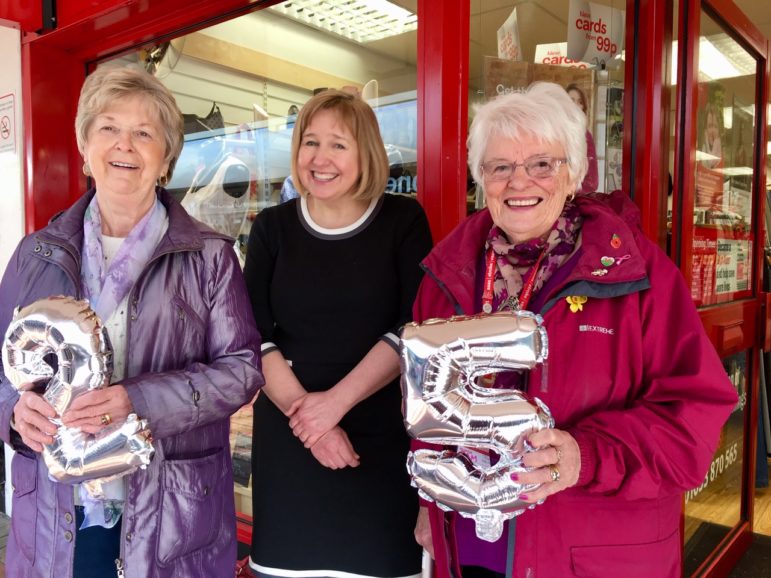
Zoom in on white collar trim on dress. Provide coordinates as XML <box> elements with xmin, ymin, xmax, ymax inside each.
<box><xmin>299</xmin><ymin>195</ymin><xmax>379</xmax><ymax>237</ymax></box>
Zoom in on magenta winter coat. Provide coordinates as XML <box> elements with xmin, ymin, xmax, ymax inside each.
<box><xmin>0</xmin><ymin>189</ymin><xmax>264</xmax><ymax>578</ymax></box>
<box><xmin>412</xmin><ymin>192</ymin><xmax>737</xmax><ymax>578</ymax></box>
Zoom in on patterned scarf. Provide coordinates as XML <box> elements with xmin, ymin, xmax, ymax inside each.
<box><xmin>81</xmin><ymin>193</ymin><xmax>168</xmax><ymax>322</ymax></box>
<box><xmin>486</xmin><ymin>201</ymin><xmax>582</xmax><ymax>312</ymax></box>
<box><xmin>78</xmin><ymin>192</ymin><xmax>167</xmax><ymax>529</ymax></box>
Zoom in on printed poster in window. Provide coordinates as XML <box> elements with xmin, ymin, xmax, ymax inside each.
<box><xmin>692</xmin><ymin>228</ymin><xmax>717</xmax><ymax>306</ymax></box>
<box><xmin>483</xmin><ymin>58</ymin><xmax>595</xmax><ymax>118</ymax></box>
<box><xmin>714</xmin><ymin>237</ymin><xmax>752</xmax><ymax>299</ymax></box>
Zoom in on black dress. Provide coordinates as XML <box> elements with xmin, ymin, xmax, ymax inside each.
<box><xmin>244</xmin><ymin>194</ymin><xmax>432</xmax><ymax>577</ymax></box>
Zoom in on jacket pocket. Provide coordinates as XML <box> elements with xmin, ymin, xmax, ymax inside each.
<box><xmin>570</xmin><ymin>529</ymin><xmax>680</xmax><ymax>577</ymax></box>
<box><xmin>156</xmin><ymin>448</ymin><xmax>225</xmax><ymax>565</ymax></box>
<box><xmin>11</xmin><ymin>452</ymin><xmax>38</xmax><ymax>564</ymax></box>
<box><xmin>171</xmin><ymin>295</ymin><xmax>207</xmax><ymax>336</ymax></box>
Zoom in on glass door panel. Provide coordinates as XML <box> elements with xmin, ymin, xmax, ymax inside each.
<box><xmin>690</xmin><ymin>10</ymin><xmax>757</xmax><ymax>307</ymax></box>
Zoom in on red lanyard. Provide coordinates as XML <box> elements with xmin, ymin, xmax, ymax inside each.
<box><xmin>481</xmin><ymin>248</ymin><xmax>546</xmax><ymax>313</ymax></box>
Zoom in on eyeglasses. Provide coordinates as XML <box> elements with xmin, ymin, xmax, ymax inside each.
<box><xmin>480</xmin><ymin>156</ymin><xmax>568</xmax><ymax>181</ymax></box>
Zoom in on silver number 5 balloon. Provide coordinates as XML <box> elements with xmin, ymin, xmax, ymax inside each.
<box><xmin>400</xmin><ymin>311</ymin><xmax>553</xmax><ymax>542</ymax></box>
<box><xmin>2</xmin><ymin>296</ymin><xmax>154</xmax><ymax>497</ymax></box>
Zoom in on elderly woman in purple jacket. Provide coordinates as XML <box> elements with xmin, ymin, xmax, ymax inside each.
<box><xmin>411</xmin><ymin>82</ymin><xmax>737</xmax><ymax>577</ymax></box>
<box><xmin>0</xmin><ymin>66</ymin><xmax>264</xmax><ymax>578</ymax></box>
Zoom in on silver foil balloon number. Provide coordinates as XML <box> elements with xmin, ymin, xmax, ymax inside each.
<box><xmin>400</xmin><ymin>311</ymin><xmax>553</xmax><ymax>542</ymax></box>
<box><xmin>2</xmin><ymin>296</ymin><xmax>154</xmax><ymax>496</ymax></box>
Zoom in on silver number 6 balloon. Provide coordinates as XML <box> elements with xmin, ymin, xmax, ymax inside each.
<box><xmin>400</xmin><ymin>311</ymin><xmax>553</xmax><ymax>542</ymax></box>
<box><xmin>2</xmin><ymin>296</ymin><xmax>154</xmax><ymax>498</ymax></box>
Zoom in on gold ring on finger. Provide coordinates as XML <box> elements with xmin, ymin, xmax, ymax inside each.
<box><xmin>100</xmin><ymin>413</ymin><xmax>112</xmax><ymax>426</ymax></box>
<box><xmin>549</xmin><ymin>464</ymin><xmax>561</xmax><ymax>483</ymax></box>
<box><xmin>555</xmin><ymin>447</ymin><xmax>563</xmax><ymax>463</ymax></box>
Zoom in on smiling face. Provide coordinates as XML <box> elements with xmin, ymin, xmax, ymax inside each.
<box><xmin>296</xmin><ymin>108</ymin><xmax>361</xmax><ymax>206</ymax></box>
<box><xmin>483</xmin><ymin>133</ymin><xmax>577</xmax><ymax>244</ymax></box>
<box><xmin>83</xmin><ymin>95</ymin><xmax>169</xmax><ymax>208</ymax></box>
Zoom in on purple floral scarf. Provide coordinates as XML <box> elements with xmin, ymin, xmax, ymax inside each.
<box><xmin>81</xmin><ymin>194</ymin><xmax>167</xmax><ymax>322</ymax></box>
<box><xmin>486</xmin><ymin>201</ymin><xmax>582</xmax><ymax>312</ymax></box>
<box><xmin>78</xmin><ymin>193</ymin><xmax>167</xmax><ymax>529</ymax></box>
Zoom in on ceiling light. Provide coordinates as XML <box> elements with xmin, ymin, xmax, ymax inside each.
<box><xmin>270</xmin><ymin>0</ymin><xmax>417</xmax><ymax>43</ymax></box>
<box><xmin>698</xmin><ymin>37</ymin><xmax>743</xmax><ymax>81</ymax></box>
<box><xmin>670</xmin><ymin>36</ymin><xmax>754</xmax><ymax>84</ymax></box>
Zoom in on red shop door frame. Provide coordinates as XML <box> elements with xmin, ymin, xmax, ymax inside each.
<box><xmin>672</xmin><ymin>0</ymin><xmax>769</xmax><ymax>576</ymax></box>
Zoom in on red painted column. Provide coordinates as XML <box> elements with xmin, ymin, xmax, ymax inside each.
<box><xmin>626</xmin><ymin>0</ymin><xmax>671</xmax><ymax>250</ymax></box>
<box><xmin>417</xmin><ymin>0</ymin><xmax>469</xmax><ymax>243</ymax></box>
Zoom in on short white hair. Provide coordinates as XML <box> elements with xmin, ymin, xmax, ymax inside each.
<box><xmin>468</xmin><ymin>82</ymin><xmax>588</xmax><ymax>193</ymax></box>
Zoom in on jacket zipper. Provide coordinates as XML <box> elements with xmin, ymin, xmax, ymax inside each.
<box><xmin>112</xmin><ymin>245</ymin><xmax>190</xmax><ymax>578</ymax></box>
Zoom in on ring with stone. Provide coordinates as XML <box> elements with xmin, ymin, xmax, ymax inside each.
<box><xmin>549</xmin><ymin>464</ymin><xmax>561</xmax><ymax>483</ymax></box>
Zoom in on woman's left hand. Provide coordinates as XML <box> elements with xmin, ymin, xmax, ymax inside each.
<box><xmin>516</xmin><ymin>428</ymin><xmax>581</xmax><ymax>502</ymax></box>
<box><xmin>60</xmin><ymin>385</ymin><xmax>134</xmax><ymax>434</ymax></box>
<box><xmin>287</xmin><ymin>391</ymin><xmax>346</xmax><ymax>448</ymax></box>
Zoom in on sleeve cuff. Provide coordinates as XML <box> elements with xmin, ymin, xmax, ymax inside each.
<box><xmin>260</xmin><ymin>342</ymin><xmax>278</xmax><ymax>356</ymax></box>
<box><xmin>380</xmin><ymin>332</ymin><xmax>400</xmax><ymax>354</ymax></box>
<box><xmin>571</xmin><ymin>429</ymin><xmax>598</xmax><ymax>487</ymax></box>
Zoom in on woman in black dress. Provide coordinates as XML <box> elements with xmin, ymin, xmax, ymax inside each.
<box><xmin>244</xmin><ymin>89</ymin><xmax>432</xmax><ymax>578</ymax></box>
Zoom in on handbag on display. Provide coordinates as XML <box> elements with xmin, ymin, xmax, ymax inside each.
<box><xmin>183</xmin><ymin>102</ymin><xmax>225</xmax><ymax>134</ymax></box>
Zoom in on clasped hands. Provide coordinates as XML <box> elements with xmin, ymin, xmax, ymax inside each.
<box><xmin>287</xmin><ymin>390</ymin><xmax>359</xmax><ymax>470</ymax></box>
<box><xmin>12</xmin><ymin>384</ymin><xmax>133</xmax><ymax>452</ymax></box>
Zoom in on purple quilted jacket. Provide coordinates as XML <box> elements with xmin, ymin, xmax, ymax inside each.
<box><xmin>0</xmin><ymin>188</ymin><xmax>264</xmax><ymax>578</ymax></box>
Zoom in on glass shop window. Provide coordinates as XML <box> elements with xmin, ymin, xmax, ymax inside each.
<box><xmin>467</xmin><ymin>0</ymin><xmax>627</xmax><ymax>212</ymax></box>
<box><xmin>100</xmin><ymin>0</ymin><xmax>418</xmax><ymax>520</ymax></box>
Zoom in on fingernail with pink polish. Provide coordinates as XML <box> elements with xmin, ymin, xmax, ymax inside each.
<box><xmin>519</xmin><ymin>494</ymin><xmax>529</xmax><ymax>500</ymax></box>
<box><xmin>510</xmin><ymin>473</ymin><xmax>519</xmax><ymax>481</ymax></box>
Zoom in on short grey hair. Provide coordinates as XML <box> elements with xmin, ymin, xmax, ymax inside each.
<box><xmin>467</xmin><ymin>82</ymin><xmax>588</xmax><ymax>193</ymax></box>
<box><xmin>75</xmin><ymin>65</ymin><xmax>184</xmax><ymax>180</ymax></box>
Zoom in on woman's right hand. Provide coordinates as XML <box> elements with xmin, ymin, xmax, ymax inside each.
<box><xmin>414</xmin><ymin>506</ymin><xmax>434</xmax><ymax>558</ymax></box>
<box><xmin>309</xmin><ymin>426</ymin><xmax>360</xmax><ymax>469</ymax></box>
<box><xmin>13</xmin><ymin>390</ymin><xmax>57</xmax><ymax>452</ymax></box>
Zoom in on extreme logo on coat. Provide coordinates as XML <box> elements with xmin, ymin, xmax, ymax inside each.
<box><xmin>579</xmin><ymin>324</ymin><xmax>615</xmax><ymax>335</ymax></box>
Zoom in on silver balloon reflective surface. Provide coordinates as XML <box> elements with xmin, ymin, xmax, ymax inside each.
<box><xmin>2</xmin><ymin>296</ymin><xmax>154</xmax><ymax>492</ymax></box>
<box><xmin>400</xmin><ymin>311</ymin><xmax>553</xmax><ymax>541</ymax></box>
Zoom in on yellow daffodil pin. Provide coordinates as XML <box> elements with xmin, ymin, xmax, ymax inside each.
<box><xmin>566</xmin><ymin>295</ymin><xmax>588</xmax><ymax>313</ymax></box>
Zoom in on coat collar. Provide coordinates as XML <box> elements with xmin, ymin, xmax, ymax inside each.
<box><xmin>421</xmin><ymin>191</ymin><xmax>650</xmax><ymax>315</ymax></box>
<box><xmin>36</xmin><ymin>187</ymin><xmax>231</xmax><ymax>257</ymax></box>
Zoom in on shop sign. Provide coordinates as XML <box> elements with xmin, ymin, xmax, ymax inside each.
<box><xmin>0</xmin><ymin>93</ymin><xmax>15</xmax><ymax>155</ymax></box>
<box><xmin>497</xmin><ymin>7</ymin><xmax>521</xmax><ymax>61</ymax></box>
<box><xmin>534</xmin><ymin>43</ymin><xmax>590</xmax><ymax>68</ymax></box>
<box><xmin>567</xmin><ymin>0</ymin><xmax>625</xmax><ymax>67</ymax></box>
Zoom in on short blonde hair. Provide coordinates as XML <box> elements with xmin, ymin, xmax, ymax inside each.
<box><xmin>75</xmin><ymin>65</ymin><xmax>184</xmax><ymax>180</ymax></box>
<box><xmin>291</xmin><ymin>90</ymin><xmax>388</xmax><ymax>201</ymax></box>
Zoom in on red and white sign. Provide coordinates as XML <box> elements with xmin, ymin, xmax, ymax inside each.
<box><xmin>567</xmin><ymin>0</ymin><xmax>625</xmax><ymax>66</ymax></box>
<box><xmin>0</xmin><ymin>93</ymin><xmax>15</xmax><ymax>154</ymax></box>
<box><xmin>497</xmin><ymin>7</ymin><xmax>521</xmax><ymax>61</ymax></box>
<box><xmin>534</xmin><ymin>43</ymin><xmax>590</xmax><ymax>68</ymax></box>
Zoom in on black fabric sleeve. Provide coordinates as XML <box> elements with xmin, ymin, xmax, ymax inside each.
<box><xmin>386</xmin><ymin>199</ymin><xmax>433</xmax><ymax>339</ymax></box>
<box><xmin>243</xmin><ymin>208</ymin><xmax>278</xmax><ymax>350</ymax></box>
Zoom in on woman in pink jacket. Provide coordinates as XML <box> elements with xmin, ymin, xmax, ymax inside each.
<box><xmin>411</xmin><ymin>82</ymin><xmax>737</xmax><ymax>578</ymax></box>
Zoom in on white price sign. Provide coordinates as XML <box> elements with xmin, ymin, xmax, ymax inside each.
<box><xmin>567</xmin><ymin>0</ymin><xmax>625</xmax><ymax>66</ymax></box>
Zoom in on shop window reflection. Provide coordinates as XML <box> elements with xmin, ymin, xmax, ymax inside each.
<box><xmin>467</xmin><ymin>0</ymin><xmax>626</xmax><ymax>214</ymax></box>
